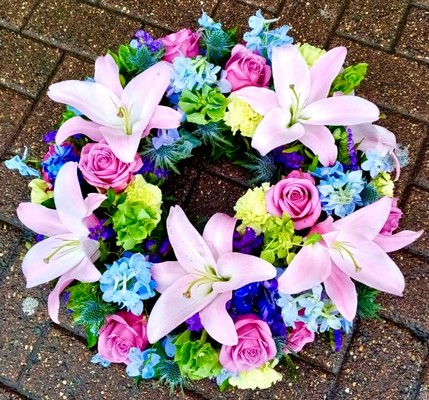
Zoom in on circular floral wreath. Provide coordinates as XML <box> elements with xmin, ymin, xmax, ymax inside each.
<box><xmin>7</xmin><ymin>10</ymin><xmax>423</xmax><ymax>393</ymax></box>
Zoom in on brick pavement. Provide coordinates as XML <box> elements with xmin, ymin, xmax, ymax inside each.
<box><xmin>0</xmin><ymin>0</ymin><xmax>428</xmax><ymax>399</ymax></box>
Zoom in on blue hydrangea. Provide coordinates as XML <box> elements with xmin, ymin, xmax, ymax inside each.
<box><xmin>91</xmin><ymin>352</ymin><xmax>111</xmax><ymax>367</ymax></box>
<box><xmin>361</xmin><ymin>149</ymin><xmax>392</xmax><ymax>178</ymax></box>
<box><xmin>277</xmin><ymin>285</ymin><xmax>353</xmax><ymax>333</ymax></box>
<box><xmin>126</xmin><ymin>348</ymin><xmax>161</xmax><ymax>379</ymax></box>
<box><xmin>170</xmin><ymin>55</ymin><xmax>221</xmax><ymax>94</ymax></box>
<box><xmin>314</xmin><ymin>162</ymin><xmax>365</xmax><ymax>218</ymax></box>
<box><xmin>41</xmin><ymin>144</ymin><xmax>79</xmax><ymax>183</ymax></box>
<box><xmin>198</xmin><ymin>11</ymin><xmax>222</xmax><ymax>30</ymax></box>
<box><xmin>99</xmin><ymin>253</ymin><xmax>156</xmax><ymax>315</ymax></box>
<box><xmin>244</xmin><ymin>10</ymin><xmax>293</xmax><ymax>61</ymax></box>
<box><xmin>5</xmin><ymin>153</ymin><xmax>40</xmax><ymax>177</ymax></box>
<box><xmin>152</xmin><ymin>128</ymin><xmax>180</xmax><ymax>150</ymax></box>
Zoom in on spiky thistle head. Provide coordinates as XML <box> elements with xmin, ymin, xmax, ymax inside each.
<box><xmin>360</xmin><ymin>183</ymin><xmax>381</xmax><ymax>206</ymax></box>
<box><xmin>131</xmin><ymin>46</ymin><xmax>164</xmax><ymax>72</ymax></box>
<box><xmin>243</xmin><ymin>152</ymin><xmax>277</xmax><ymax>185</ymax></box>
<box><xmin>157</xmin><ymin>360</ymin><xmax>186</xmax><ymax>395</ymax></box>
<box><xmin>192</xmin><ymin>121</ymin><xmax>230</xmax><ymax>147</ymax></box>
<box><xmin>201</xmin><ymin>29</ymin><xmax>235</xmax><ymax>63</ymax></box>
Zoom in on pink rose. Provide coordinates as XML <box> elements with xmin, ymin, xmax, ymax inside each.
<box><xmin>283</xmin><ymin>322</ymin><xmax>315</xmax><ymax>354</ymax></box>
<box><xmin>161</xmin><ymin>29</ymin><xmax>200</xmax><ymax>62</ymax></box>
<box><xmin>265</xmin><ymin>170</ymin><xmax>321</xmax><ymax>230</ymax></box>
<box><xmin>219</xmin><ymin>315</ymin><xmax>277</xmax><ymax>372</ymax></box>
<box><xmin>79</xmin><ymin>141</ymin><xmax>142</xmax><ymax>192</ymax></box>
<box><xmin>98</xmin><ymin>311</ymin><xmax>149</xmax><ymax>364</ymax></box>
<box><xmin>380</xmin><ymin>197</ymin><xmax>403</xmax><ymax>235</ymax></box>
<box><xmin>225</xmin><ymin>44</ymin><xmax>271</xmax><ymax>91</ymax></box>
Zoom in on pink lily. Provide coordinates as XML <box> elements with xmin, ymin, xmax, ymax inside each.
<box><xmin>234</xmin><ymin>44</ymin><xmax>380</xmax><ymax>166</ymax></box>
<box><xmin>17</xmin><ymin>162</ymin><xmax>106</xmax><ymax>323</ymax></box>
<box><xmin>349</xmin><ymin>123</ymin><xmax>401</xmax><ymax>180</ymax></box>
<box><xmin>48</xmin><ymin>54</ymin><xmax>182</xmax><ymax>163</ymax></box>
<box><xmin>147</xmin><ymin>206</ymin><xmax>276</xmax><ymax>345</ymax></box>
<box><xmin>277</xmin><ymin>197</ymin><xmax>423</xmax><ymax>321</ymax></box>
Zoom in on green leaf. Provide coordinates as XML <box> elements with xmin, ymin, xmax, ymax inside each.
<box><xmin>86</xmin><ymin>326</ymin><xmax>98</xmax><ymax>348</ymax></box>
<box><xmin>304</xmin><ymin>233</ymin><xmax>323</xmax><ymax>246</ymax></box>
<box><xmin>356</xmin><ymin>283</ymin><xmax>381</xmax><ymax>319</ymax></box>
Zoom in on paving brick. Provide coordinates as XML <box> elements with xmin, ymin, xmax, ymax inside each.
<box><xmin>298</xmin><ymin>329</ymin><xmax>354</xmax><ymax>374</ymax></box>
<box><xmin>417</xmin><ymin>360</ymin><xmax>429</xmax><ymax>400</ymax></box>
<box><xmin>0</xmin><ymin>0</ymin><xmax>39</xmax><ymax>30</ymax></box>
<box><xmin>100</xmin><ymin>0</ymin><xmax>218</xmax><ymax>31</ymax></box>
<box><xmin>0</xmin><ymin>88</ymin><xmax>32</xmax><ymax>155</ymax></box>
<box><xmin>0</xmin><ymin>243</ymin><xmax>50</xmax><ymax>382</ymax></box>
<box><xmin>21</xmin><ymin>327</ymin><xmax>196</xmax><ymax>400</ymax></box>
<box><xmin>0</xmin><ymin>385</ymin><xmax>26</xmax><ymax>399</ymax></box>
<box><xmin>239</xmin><ymin>0</ymin><xmax>281</xmax><ymax>11</ymax></box>
<box><xmin>23</xmin><ymin>0</ymin><xmax>141</xmax><ymax>59</ymax></box>
<box><xmin>187</xmin><ymin>378</ymin><xmax>251</xmax><ymax>400</ymax></box>
<box><xmin>379</xmin><ymin>251</ymin><xmax>429</xmax><ymax>337</ymax></box>
<box><xmin>338</xmin><ymin>0</ymin><xmax>408</xmax><ymax>48</ymax></box>
<box><xmin>163</xmin><ymin>162</ymin><xmax>200</xmax><ymax>206</ymax></box>
<box><xmin>9</xmin><ymin>55</ymin><xmax>94</xmax><ymax>161</ymax></box>
<box><xmin>377</xmin><ymin>110</ymin><xmax>428</xmax><ymax>200</ymax></box>
<box><xmin>330</xmin><ymin>36</ymin><xmax>429</xmax><ymax>123</ymax></box>
<box><xmin>334</xmin><ymin>319</ymin><xmax>427</xmax><ymax>399</ymax></box>
<box><xmin>207</xmin><ymin>159</ymin><xmax>253</xmax><ymax>187</ymax></box>
<box><xmin>397</xmin><ymin>7</ymin><xmax>429</xmax><ymax>63</ymax></box>
<box><xmin>415</xmin><ymin>138</ymin><xmax>429</xmax><ymax>189</ymax></box>
<box><xmin>399</xmin><ymin>186</ymin><xmax>429</xmax><ymax>256</ymax></box>
<box><xmin>247</xmin><ymin>360</ymin><xmax>334</xmax><ymax>400</ymax></box>
<box><xmin>0</xmin><ymin>30</ymin><xmax>61</xmax><ymax>98</ymax></box>
<box><xmin>214</xmin><ymin>1</ymin><xmax>262</xmax><ymax>40</ymax></box>
<box><xmin>278</xmin><ymin>0</ymin><xmax>346</xmax><ymax>47</ymax></box>
<box><xmin>186</xmin><ymin>172</ymin><xmax>247</xmax><ymax>220</ymax></box>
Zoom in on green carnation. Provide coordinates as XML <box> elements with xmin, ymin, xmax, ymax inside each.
<box><xmin>234</xmin><ymin>183</ymin><xmax>271</xmax><ymax>234</ymax></box>
<box><xmin>296</xmin><ymin>43</ymin><xmax>326</xmax><ymax>67</ymax></box>
<box><xmin>179</xmin><ymin>84</ymin><xmax>227</xmax><ymax>125</ymax></box>
<box><xmin>112</xmin><ymin>176</ymin><xmax>162</xmax><ymax>250</ymax></box>
<box><xmin>330</xmin><ymin>63</ymin><xmax>368</xmax><ymax>95</ymax></box>
<box><xmin>174</xmin><ymin>331</ymin><xmax>221</xmax><ymax>380</ymax></box>
<box><xmin>260</xmin><ymin>214</ymin><xmax>302</xmax><ymax>266</ymax></box>
<box><xmin>372</xmin><ymin>172</ymin><xmax>394</xmax><ymax>197</ymax></box>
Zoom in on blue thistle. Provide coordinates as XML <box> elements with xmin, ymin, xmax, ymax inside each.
<box><xmin>192</xmin><ymin>121</ymin><xmax>230</xmax><ymax>147</ymax></box>
<box><xmin>157</xmin><ymin>360</ymin><xmax>185</xmax><ymax>395</ymax></box>
<box><xmin>360</xmin><ymin>183</ymin><xmax>381</xmax><ymax>206</ymax></box>
<box><xmin>243</xmin><ymin>153</ymin><xmax>277</xmax><ymax>184</ymax></box>
<box><xmin>201</xmin><ymin>29</ymin><xmax>235</xmax><ymax>63</ymax></box>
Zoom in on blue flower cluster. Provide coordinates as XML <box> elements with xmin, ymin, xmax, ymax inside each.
<box><xmin>130</xmin><ymin>30</ymin><xmax>163</xmax><ymax>52</ymax></box>
<box><xmin>277</xmin><ymin>285</ymin><xmax>353</xmax><ymax>333</ymax></box>
<box><xmin>231</xmin><ymin>279</ymin><xmax>286</xmax><ymax>336</ymax></box>
<box><xmin>99</xmin><ymin>253</ymin><xmax>156</xmax><ymax>315</ymax></box>
<box><xmin>361</xmin><ymin>149</ymin><xmax>392</xmax><ymax>178</ymax></box>
<box><xmin>198</xmin><ymin>11</ymin><xmax>222</xmax><ymax>30</ymax></box>
<box><xmin>314</xmin><ymin>162</ymin><xmax>365</xmax><ymax>218</ymax></box>
<box><xmin>41</xmin><ymin>143</ymin><xmax>79</xmax><ymax>183</ymax></box>
<box><xmin>243</xmin><ymin>10</ymin><xmax>293</xmax><ymax>61</ymax></box>
<box><xmin>126</xmin><ymin>348</ymin><xmax>161</xmax><ymax>379</ymax></box>
<box><xmin>170</xmin><ymin>55</ymin><xmax>221</xmax><ymax>94</ymax></box>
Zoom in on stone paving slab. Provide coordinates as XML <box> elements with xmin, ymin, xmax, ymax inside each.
<box><xmin>0</xmin><ymin>0</ymin><xmax>39</xmax><ymax>30</ymax></box>
<box><xmin>23</xmin><ymin>0</ymin><xmax>142</xmax><ymax>59</ymax></box>
<box><xmin>0</xmin><ymin>29</ymin><xmax>62</xmax><ymax>98</ymax></box>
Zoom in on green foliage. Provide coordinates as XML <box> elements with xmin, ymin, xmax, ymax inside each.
<box><xmin>67</xmin><ymin>282</ymin><xmax>117</xmax><ymax>345</ymax></box>
<box><xmin>303</xmin><ymin>233</ymin><xmax>323</xmax><ymax>246</ymax></box>
<box><xmin>173</xmin><ymin>331</ymin><xmax>221</xmax><ymax>380</ymax></box>
<box><xmin>179</xmin><ymin>85</ymin><xmax>227</xmax><ymax>125</ymax></box>
<box><xmin>330</xmin><ymin>63</ymin><xmax>368</xmax><ymax>95</ymax></box>
<box><xmin>260</xmin><ymin>214</ymin><xmax>302</xmax><ymax>266</ymax></box>
<box><xmin>332</xmin><ymin>127</ymin><xmax>351</xmax><ymax>165</ymax></box>
<box><xmin>356</xmin><ymin>283</ymin><xmax>381</xmax><ymax>319</ymax></box>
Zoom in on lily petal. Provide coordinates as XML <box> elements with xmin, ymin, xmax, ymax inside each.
<box><xmin>202</xmin><ymin>213</ymin><xmax>237</xmax><ymax>260</ymax></box>
<box><xmin>48</xmin><ymin>257</ymin><xmax>101</xmax><ymax>323</ymax></box>
<box><xmin>199</xmin><ymin>292</ymin><xmax>237</xmax><ymax>345</ymax></box>
<box><xmin>301</xmin><ymin>95</ymin><xmax>379</xmax><ymax>126</ymax></box>
<box><xmin>54</xmin><ymin>162</ymin><xmax>89</xmax><ymax>236</ymax></box>
<box><xmin>252</xmin><ymin>109</ymin><xmax>305</xmax><ymax>156</ymax></box>
<box><xmin>55</xmin><ymin>116</ymin><xmax>104</xmax><ymax>145</ymax></box>
<box><xmin>94</xmin><ymin>54</ymin><xmax>123</xmax><ymax>99</ymax></box>
<box><xmin>147</xmin><ymin>274</ymin><xmax>216</xmax><ymax>343</ymax></box>
<box><xmin>374</xmin><ymin>230</ymin><xmax>424</xmax><ymax>253</ymax></box>
<box><xmin>99</xmin><ymin>126</ymin><xmax>143</xmax><ymax>163</ymax></box>
<box><xmin>151</xmin><ymin>261</ymin><xmax>187</xmax><ymax>293</ymax></box>
<box><xmin>308</xmin><ymin>47</ymin><xmax>347</xmax><ymax>103</ymax></box>
<box><xmin>333</xmin><ymin>197</ymin><xmax>392</xmax><ymax>243</ymax></box>
<box><xmin>215</xmin><ymin>253</ymin><xmax>277</xmax><ymax>293</ymax></box>
<box><xmin>166</xmin><ymin>206</ymin><xmax>217</xmax><ymax>275</ymax></box>
<box><xmin>350</xmin><ymin>123</ymin><xmax>396</xmax><ymax>156</ymax></box>
<box><xmin>142</xmin><ymin>105</ymin><xmax>182</xmax><ymax>137</ymax></box>
<box><xmin>233</xmin><ymin>86</ymin><xmax>280</xmax><ymax>115</ymax></box>
<box><xmin>323</xmin><ymin>264</ymin><xmax>357</xmax><ymax>321</ymax></box>
<box><xmin>83</xmin><ymin>193</ymin><xmax>107</xmax><ymax>216</ymax></box>
<box><xmin>330</xmin><ymin>241</ymin><xmax>405</xmax><ymax>296</ymax></box>
<box><xmin>278</xmin><ymin>242</ymin><xmax>332</xmax><ymax>294</ymax></box>
<box><xmin>48</xmin><ymin>81</ymin><xmax>121</xmax><ymax>127</ymax></box>
<box><xmin>300</xmin><ymin>124</ymin><xmax>337</xmax><ymax>166</ymax></box>
<box><xmin>17</xmin><ymin>202</ymin><xmax>67</xmax><ymax>237</ymax></box>
<box><xmin>272</xmin><ymin>44</ymin><xmax>310</xmax><ymax>112</ymax></box>
<box><xmin>23</xmin><ymin>234</ymin><xmax>89</xmax><ymax>287</ymax></box>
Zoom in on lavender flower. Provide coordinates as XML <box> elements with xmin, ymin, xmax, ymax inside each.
<box><xmin>346</xmin><ymin>127</ymin><xmax>359</xmax><ymax>171</ymax></box>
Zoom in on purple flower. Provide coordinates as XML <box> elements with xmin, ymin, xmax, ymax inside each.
<box><xmin>346</xmin><ymin>127</ymin><xmax>359</xmax><ymax>171</ymax></box>
<box><xmin>43</xmin><ymin>130</ymin><xmax>57</xmax><ymax>143</ymax></box>
<box><xmin>131</xmin><ymin>30</ymin><xmax>163</xmax><ymax>52</ymax></box>
<box><xmin>233</xmin><ymin>227</ymin><xmax>263</xmax><ymax>254</ymax></box>
<box><xmin>185</xmin><ymin>313</ymin><xmax>204</xmax><ymax>332</ymax></box>
<box><xmin>273</xmin><ymin>147</ymin><xmax>305</xmax><ymax>170</ymax></box>
<box><xmin>333</xmin><ymin>329</ymin><xmax>342</xmax><ymax>352</ymax></box>
<box><xmin>88</xmin><ymin>219</ymin><xmax>114</xmax><ymax>241</ymax></box>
